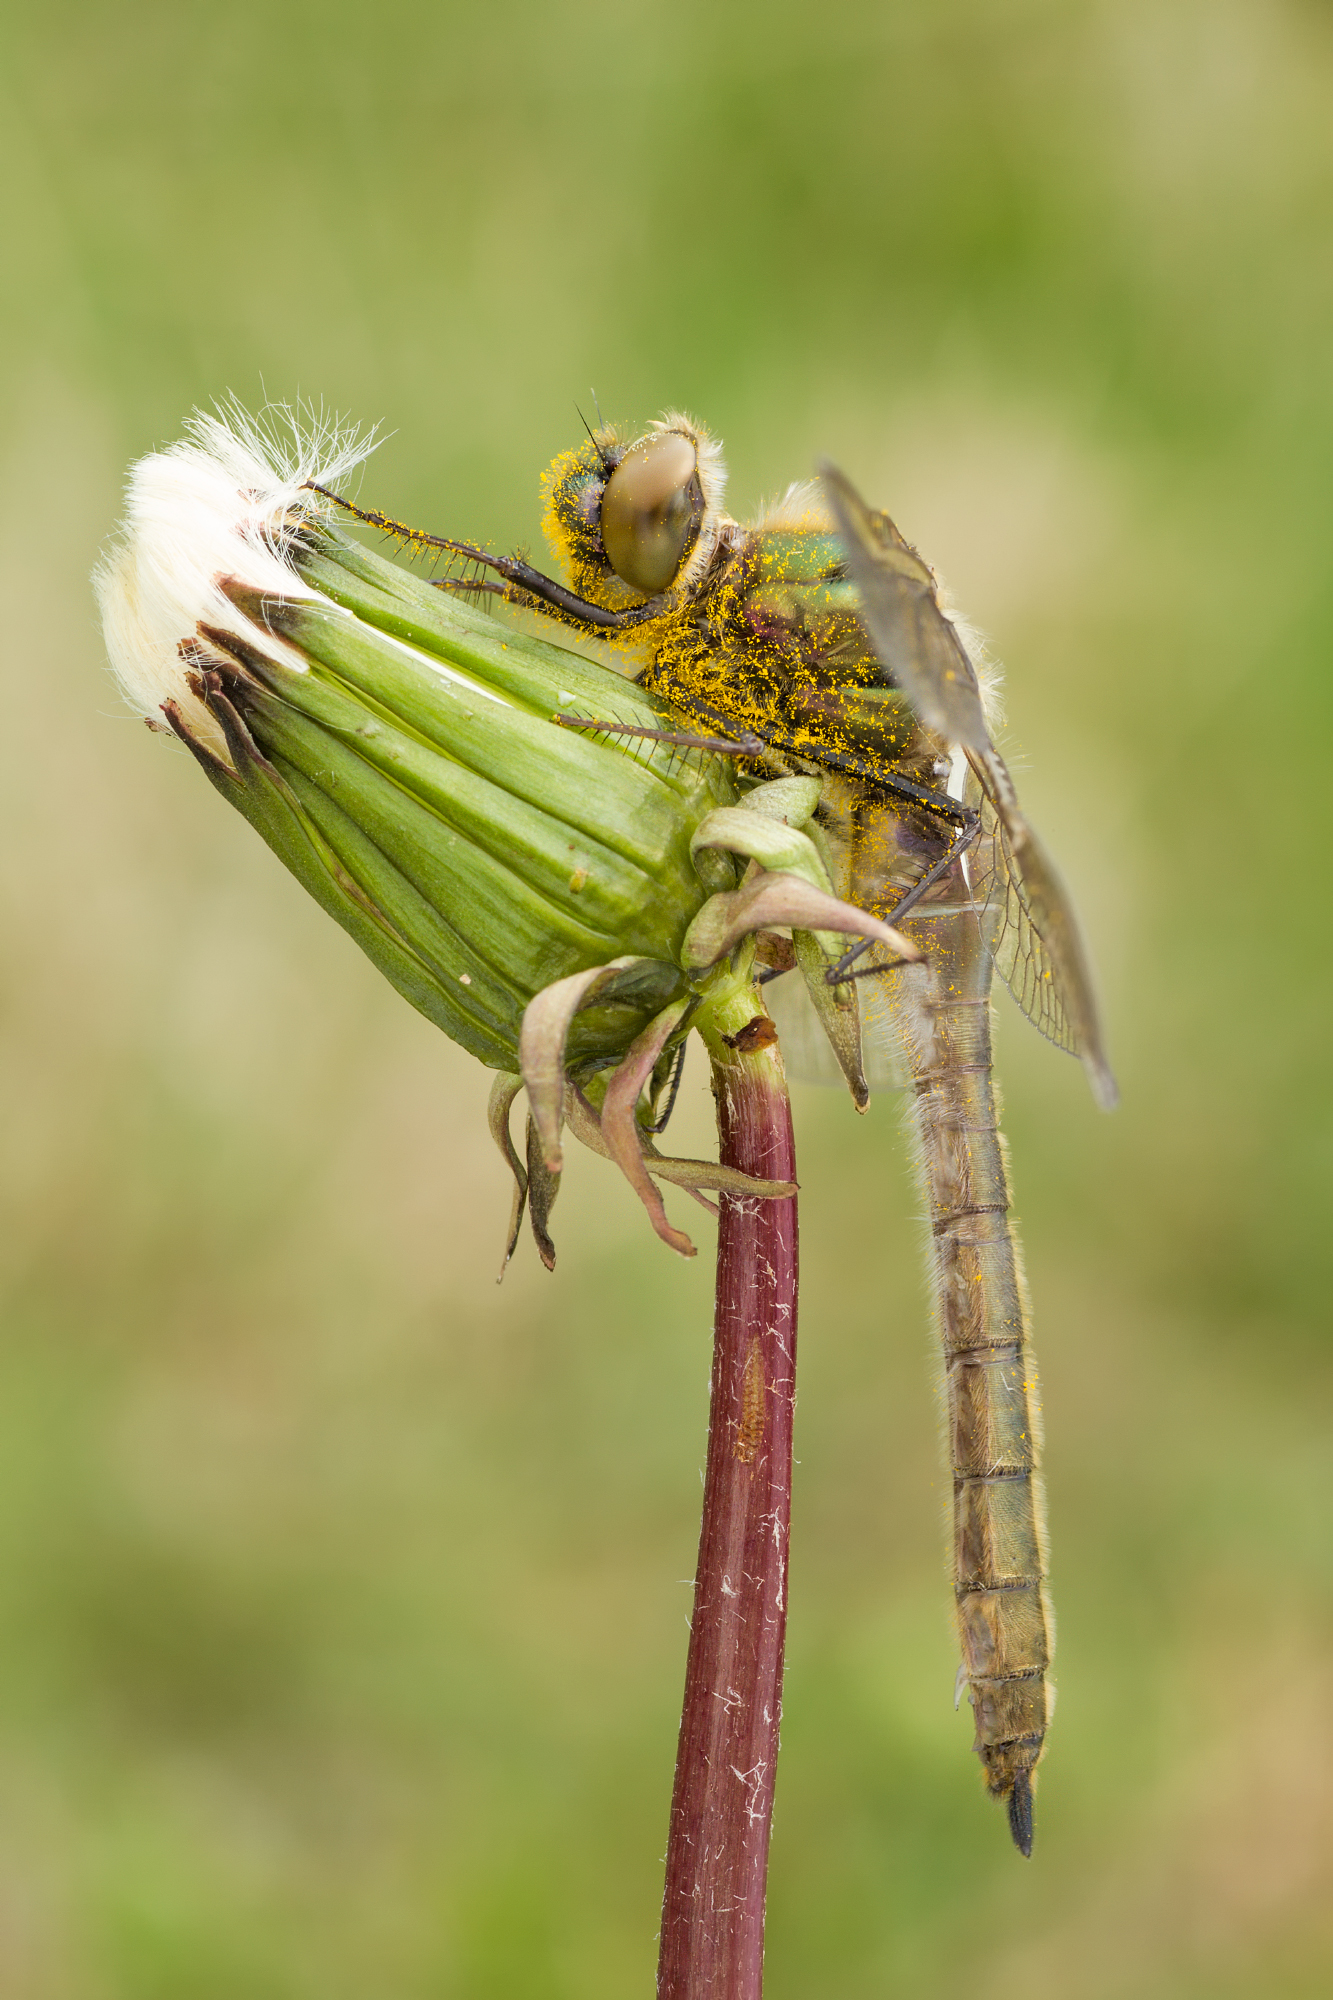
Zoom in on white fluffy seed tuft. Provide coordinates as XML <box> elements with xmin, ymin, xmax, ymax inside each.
<box><xmin>94</xmin><ymin>397</ymin><xmax>378</xmax><ymax>763</ymax></box>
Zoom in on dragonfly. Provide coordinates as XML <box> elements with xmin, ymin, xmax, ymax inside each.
<box><xmin>311</xmin><ymin>412</ymin><xmax>1116</xmax><ymax>1856</ymax></box>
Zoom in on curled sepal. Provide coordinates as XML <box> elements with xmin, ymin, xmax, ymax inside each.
<box><xmin>488</xmin><ymin>1073</ymin><xmax>528</xmax><ymax>1281</ymax></box>
<box><xmin>690</xmin><ymin>808</ymin><xmax>830</xmax><ymax>894</ymax></box>
<box><xmin>681</xmin><ymin>870</ymin><xmax>922</xmax><ymax>974</ymax></box>
<box><xmin>565</xmin><ymin>1087</ymin><xmax>711</xmax><ymax>1215</ymax></box>
<box><xmin>599</xmin><ymin>999</ymin><xmax>697</xmax><ymax>1259</ymax></box>
<box><xmin>793</xmin><ymin>930</ymin><xmax>869</xmax><ymax>1113</ymax></box>
<box><xmin>563</xmin><ymin>1087</ymin><xmax>798</xmax><ymax>1212</ymax></box>
<box><xmin>525</xmin><ymin>1113</ymin><xmax>561</xmax><ymax>1271</ymax></box>
<box><xmin>519</xmin><ymin>957</ymin><xmax>650</xmax><ymax>1171</ymax></box>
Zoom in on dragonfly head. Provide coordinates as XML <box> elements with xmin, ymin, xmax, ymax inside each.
<box><xmin>541</xmin><ymin>413</ymin><xmax>727</xmax><ymax>612</ymax></box>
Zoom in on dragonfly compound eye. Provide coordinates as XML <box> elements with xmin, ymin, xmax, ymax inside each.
<box><xmin>600</xmin><ymin>432</ymin><xmax>705</xmax><ymax>597</ymax></box>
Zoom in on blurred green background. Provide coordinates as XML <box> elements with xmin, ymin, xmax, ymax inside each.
<box><xmin>2</xmin><ymin>0</ymin><xmax>1330</xmax><ymax>1993</ymax></box>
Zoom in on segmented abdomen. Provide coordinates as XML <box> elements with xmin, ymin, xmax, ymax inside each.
<box><xmin>892</xmin><ymin>886</ymin><xmax>1053</xmax><ymax>1854</ymax></box>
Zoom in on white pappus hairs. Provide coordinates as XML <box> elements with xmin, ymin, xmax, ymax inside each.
<box><xmin>94</xmin><ymin>396</ymin><xmax>379</xmax><ymax>763</ymax></box>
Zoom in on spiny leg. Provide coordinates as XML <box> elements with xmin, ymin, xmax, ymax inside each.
<box><xmin>643</xmin><ymin>1038</ymin><xmax>688</xmax><ymax>1136</ymax></box>
<box><xmin>828</xmin><ymin>812</ymin><xmax>981</xmax><ymax>986</ymax></box>
<box><xmin>302</xmin><ymin>482</ymin><xmax>483</xmax><ymax>566</ymax></box>
<box><xmin>304</xmin><ymin>482</ymin><xmax>663</xmax><ymax>635</ymax></box>
<box><xmin>553</xmin><ymin>713</ymin><xmax>766</xmax><ymax>757</ymax></box>
<box><xmin>642</xmin><ymin>672</ymin><xmax>981</xmax><ymax>832</ymax></box>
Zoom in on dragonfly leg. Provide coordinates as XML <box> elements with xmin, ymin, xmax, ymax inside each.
<box><xmin>302</xmin><ymin>483</ymin><xmax>491</xmax><ymax>566</ymax></box>
<box><xmin>828</xmin><ymin>811</ymin><xmax>981</xmax><ymax>986</ymax></box>
<box><xmin>553</xmin><ymin>713</ymin><xmax>766</xmax><ymax>756</ymax></box>
<box><xmin>643</xmin><ymin>673</ymin><xmax>982</xmax><ymax>832</ymax></box>
<box><xmin>642</xmin><ymin>1038</ymin><xmax>688</xmax><ymax>1135</ymax></box>
<box><xmin>305</xmin><ymin>483</ymin><xmax>665</xmax><ymax>634</ymax></box>
<box><xmin>756</xmin><ymin>735</ymin><xmax>976</xmax><ymax>831</ymax></box>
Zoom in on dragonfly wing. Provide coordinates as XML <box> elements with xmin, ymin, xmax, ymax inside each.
<box><xmin>819</xmin><ymin>462</ymin><xmax>991</xmax><ymax>752</ymax></box>
<box><xmin>763</xmin><ymin>960</ymin><xmax>905</xmax><ymax>1094</ymax></box>
<box><xmin>966</xmin><ymin>746</ymin><xmax>1118</xmax><ymax>1110</ymax></box>
<box><xmin>851</xmin><ymin>952</ymin><xmax>912</xmax><ymax>1092</ymax></box>
<box><xmin>817</xmin><ymin>463</ymin><xmax>1116</xmax><ymax>1109</ymax></box>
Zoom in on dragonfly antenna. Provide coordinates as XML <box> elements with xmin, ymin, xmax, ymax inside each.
<box><xmin>575</xmin><ymin>399</ymin><xmax>612</xmax><ymax>472</ymax></box>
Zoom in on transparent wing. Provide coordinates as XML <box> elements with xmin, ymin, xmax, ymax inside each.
<box><xmin>966</xmin><ymin>791</ymin><xmax>1077</xmax><ymax>1056</ymax></box>
<box><xmin>819</xmin><ymin>461</ymin><xmax>1116</xmax><ymax>1109</ymax></box>
<box><xmin>819</xmin><ymin>462</ymin><xmax>990</xmax><ymax>751</ymax></box>
<box><xmin>965</xmin><ymin>750</ymin><xmax>1117</xmax><ymax>1108</ymax></box>
<box><xmin>763</xmin><ymin>957</ymin><xmax>905</xmax><ymax>1094</ymax></box>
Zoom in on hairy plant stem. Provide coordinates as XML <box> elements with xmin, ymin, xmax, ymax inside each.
<box><xmin>657</xmin><ymin>980</ymin><xmax>799</xmax><ymax>2000</ymax></box>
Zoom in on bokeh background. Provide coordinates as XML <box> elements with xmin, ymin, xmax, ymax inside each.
<box><xmin>2</xmin><ymin>1</ymin><xmax>1330</xmax><ymax>1993</ymax></box>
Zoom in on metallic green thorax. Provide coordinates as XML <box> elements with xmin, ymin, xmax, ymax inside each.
<box><xmin>166</xmin><ymin>524</ymin><xmax>739</xmax><ymax>1072</ymax></box>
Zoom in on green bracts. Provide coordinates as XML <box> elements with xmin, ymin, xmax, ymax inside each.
<box><xmin>170</xmin><ymin>526</ymin><xmax>736</xmax><ymax>1070</ymax></box>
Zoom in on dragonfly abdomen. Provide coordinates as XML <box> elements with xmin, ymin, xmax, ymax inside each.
<box><xmin>894</xmin><ymin>892</ymin><xmax>1054</xmax><ymax>1855</ymax></box>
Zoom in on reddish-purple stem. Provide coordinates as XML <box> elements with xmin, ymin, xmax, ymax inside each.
<box><xmin>657</xmin><ymin>1041</ymin><xmax>798</xmax><ymax>2000</ymax></box>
